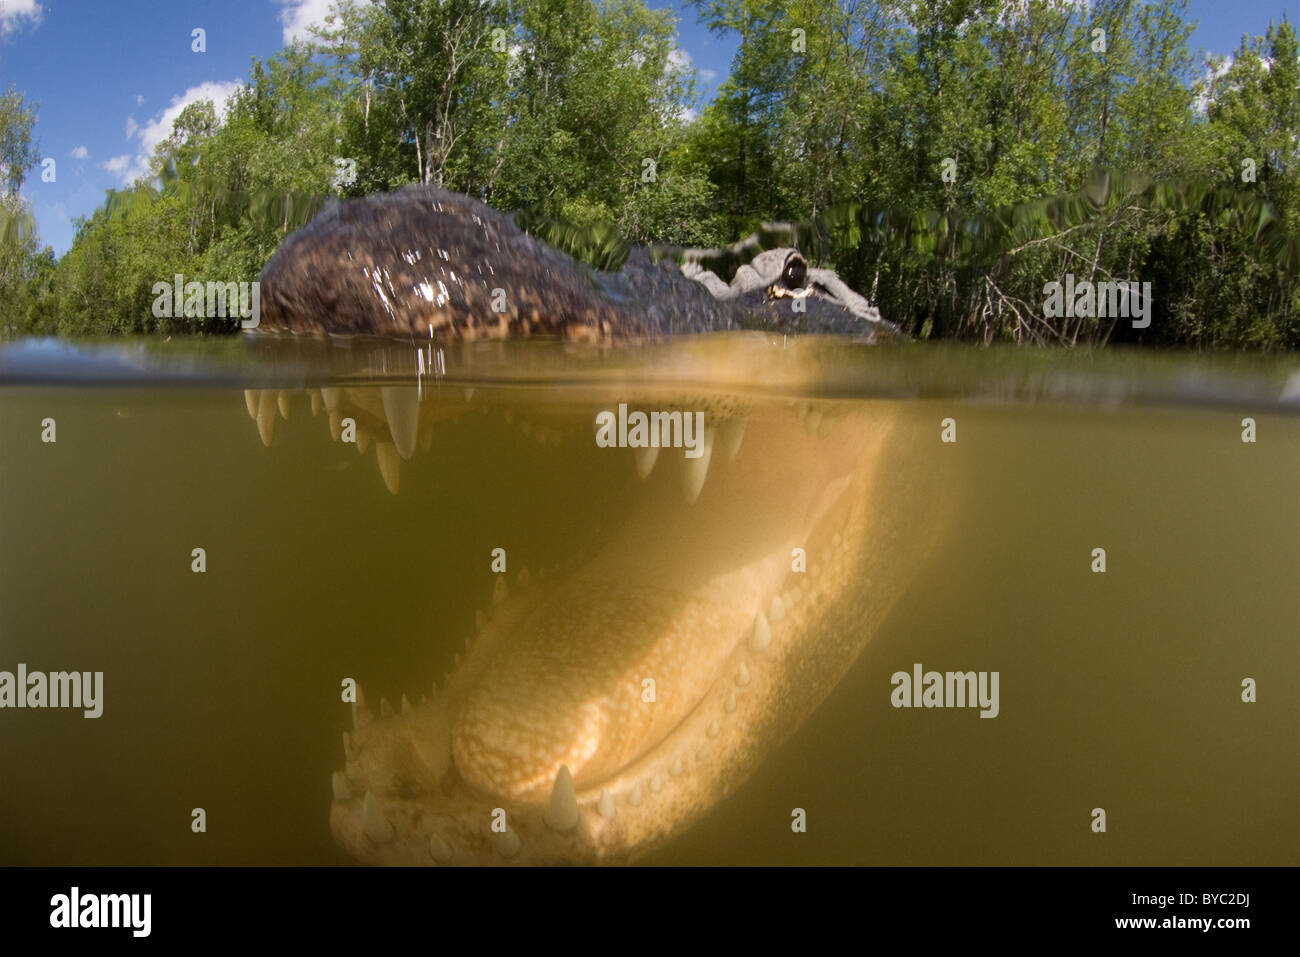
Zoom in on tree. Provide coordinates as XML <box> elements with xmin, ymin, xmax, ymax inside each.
<box><xmin>0</xmin><ymin>85</ymin><xmax>48</xmax><ymax>335</ymax></box>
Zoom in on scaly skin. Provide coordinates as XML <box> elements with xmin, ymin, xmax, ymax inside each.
<box><xmin>248</xmin><ymin>190</ymin><xmax>925</xmax><ymax>864</ymax></box>
<box><xmin>242</xmin><ymin>378</ymin><xmax>946</xmax><ymax>864</ymax></box>
<box><xmin>329</xmin><ymin>397</ymin><xmax>924</xmax><ymax>864</ymax></box>
<box><xmin>256</xmin><ymin>185</ymin><xmax>899</xmax><ymax>342</ymax></box>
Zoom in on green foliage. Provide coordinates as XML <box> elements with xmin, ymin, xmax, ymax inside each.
<box><xmin>4</xmin><ymin>0</ymin><xmax>1297</xmax><ymax>347</ymax></box>
<box><xmin>0</xmin><ymin>85</ymin><xmax>47</xmax><ymax>335</ymax></box>
<box><xmin>683</xmin><ymin>0</ymin><xmax>1298</xmax><ymax>347</ymax></box>
<box><xmin>18</xmin><ymin>43</ymin><xmax>342</xmax><ymax>337</ymax></box>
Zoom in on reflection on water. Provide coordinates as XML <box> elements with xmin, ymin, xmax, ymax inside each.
<box><xmin>0</xmin><ymin>334</ymin><xmax>1296</xmax><ymax>865</ymax></box>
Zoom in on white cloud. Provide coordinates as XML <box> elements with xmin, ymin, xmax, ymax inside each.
<box><xmin>135</xmin><ymin>94</ymin><xmax>145</xmax><ymax>106</ymax></box>
<box><xmin>667</xmin><ymin>48</ymin><xmax>692</xmax><ymax>72</ymax></box>
<box><xmin>109</xmin><ymin>80</ymin><xmax>243</xmax><ymax>185</ymax></box>
<box><xmin>700</xmin><ymin>68</ymin><xmax>718</xmax><ymax>83</ymax></box>
<box><xmin>1193</xmin><ymin>53</ymin><xmax>1259</xmax><ymax>116</ymax></box>
<box><xmin>273</xmin><ymin>0</ymin><xmax>369</xmax><ymax>45</ymax></box>
<box><xmin>69</xmin><ymin>145</ymin><xmax>89</xmax><ymax>160</ymax></box>
<box><xmin>0</xmin><ymin>0</ymin><xmax>43</xmax><ymax>36</ymax></box>
<box><xmin>101</xmin><ymin>155</ymin><xmax>131</xmax><ymax>174</ymax></box>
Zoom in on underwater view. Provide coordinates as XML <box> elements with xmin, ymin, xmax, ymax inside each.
<box><xmin>1</xmin><ymin>335</ymin><xmax>1295</xmax><ymax>866</ymax></box>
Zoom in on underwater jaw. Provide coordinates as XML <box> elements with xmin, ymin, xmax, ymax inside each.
<box><xmin>244</xmin><ymin>378</ymin><xmax>932</xmax><ymax>863</ymax></box>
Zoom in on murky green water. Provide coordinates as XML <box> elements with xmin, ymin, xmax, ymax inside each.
<box><xmin>0</xmin><ymin>334</ymin><xmax>1295</xmax><ymax>865</ymax></box>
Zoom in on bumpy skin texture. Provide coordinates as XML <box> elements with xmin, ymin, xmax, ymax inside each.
<box><xmin>256</xmin><ymin>185</ymin><xmax>896</xmax><ymax>341</ymax></box>
<box><xmin>251</xmin><ymin>186</ymin><xmax>916</xmax><ymax>865</ymax></box>
<box><xmin>321</xmin><ymin>395</ymin><xmax>946</xmax><ymax>866</ymax></box>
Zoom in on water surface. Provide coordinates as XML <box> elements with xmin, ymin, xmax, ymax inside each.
<box><xmin>0</xmin><ymin>334</ymin><xmax>1295</xmax><ymax>865</ymax></box>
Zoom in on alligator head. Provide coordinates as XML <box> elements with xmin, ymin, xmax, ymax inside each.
<box><xmin>256</xmin><ymin>184</ymin><xmax>900</xmax><ymax>342</ymax></box>
<box><xmin>247</xmin><ymin>189</ymin><xmax>932</xmax><ymax>865</ymax></box>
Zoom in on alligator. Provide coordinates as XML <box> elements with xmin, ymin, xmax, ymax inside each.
<box><xmin>249</xmin><ymin>186</ymin><xmax>940</xmax><ymax>866</ymax></box>
<box><xmin>256</xmin><ymin>183</ymin><xmax>899</xmax><ymax>342</ymax></box>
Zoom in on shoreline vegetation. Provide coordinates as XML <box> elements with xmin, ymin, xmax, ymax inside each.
<box><xmin>1</xmin><ymin>0</ymin><xmax>1297</xmax><ymax>348</ymax></box>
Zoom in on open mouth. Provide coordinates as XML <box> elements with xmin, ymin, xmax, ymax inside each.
<box><xmin>243</xmin><ymin>341</ymin><xmax>944</xmax><ymax>864</ymax></box>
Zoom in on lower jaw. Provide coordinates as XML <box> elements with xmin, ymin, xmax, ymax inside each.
<box><xmin>329</xmin><ymin>398</ymin><xmax>939</xmax><ymax>865</ymax></box>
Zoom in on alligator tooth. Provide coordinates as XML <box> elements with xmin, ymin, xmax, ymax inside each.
<box><xmin>629</xmin><ymin>784</ymin><xmax>643</xmax><ymax>807</ymax></box>
<box><xmin>256</xmin><ymin>390</ymin><xmax>277</xmax><ymax>446</ymax></box>
<box><xmin>598</xmin><ymin>788</ymin><xmax>616</xmax><ymax>820</ymax></box>
<box><xmin>329</xmin><ymin>411</ymin><xmax>343</xmax><ymax>441</ymax></box>
<box><xmin>277</xmin><ymin>390</ymin><xmax>291</xmax><ymax>419</ymax></box>
<box><xmin>749</xmin><ymin>610</ymin><xmax>772</xmax><ymax>652</ymax></box>
<box><xmin>352</xmin><ymin>689</ymin><xmax>373</xmax><ymax>729</ymax></box>
<box><xmin>804</xmin><ymin>409</ymin><xmax>823</xmax><ymax>436</ymax></box>
<box><xmin>544</xmin><ymin>765</ymin><xmax>580</xmax><ymax>831</ymax></box>
<box><xmin>375</xmin><ymin>441</ymin><xmax>401</xmax><ymax>494</ymax></box>
<box><xmin>634</xmin><ymin>445</ymin><xmax>660</xmax><ymax>479</ymax></box>
<box><xmin>681</xmin><ymin>430</ymin><xmax>714</xmax><ymax>504</ymax></box>
<box><xmin>735</xmin><ymin>662</ymin><xmax>751</xmax><ymax>687</ymax></box>
<box><xmin>707</xmin><ymin>719</ymin><xmax>720</xmax><ymax>738</ymax></box>
<box><xmin>475</xmin><ymin>610</ymin><xmax>487</xmax><ymax>631</ymax></box>
<box><xmin>768</xmin><ymin>594</ymin><xmax>786</xmax><ymax>622</ymax></box>
<box><xmin>400</xmin><ymin>693</ymin><xmax>412</xmax><ymax>714</ymax></box>
<box><xmin>309</xmin><ymin>390</ymin><xmax>322</xmax><ymax>416</ymax></box>
<box><xmin>650</xmin><ymin>773</ymin><xmax>663</xmax><ymax>793</ymax></box>
<box><xmin>428</xmin><ymin>833</ymin><xmax>453</xmax><ymax>864</ymax></box>
<box><xmin>517</xmin><ymin>567</ymin><xmax>532</xmax><ymax>589</ymax></box>
<box><xmin>412</xmin><ymin>721</ymin><xmax>452</xmax><ymax>781</ymax></box>
<box><xmin>462</xmin><ymin>387</ymin><xmax>475</xmax><ymax>402</ymax></box>
<box><xmin>817</xmin><ymin>416</ymin><xmax>833</xmax><ymax>439</ymax></box>
<box><xmin>320</xmin><ymin>387</ymin><xmax>341</xmax><ymax>413</ymax></box>
<box><xmin>332</xmin><ymin>771</ymin><xmax>352</xmax><ymax>801</ymax></box>
<box><xmin>362</xmin><ymin>792</ymin><xmax>394</xmax><ymax>844</ymax></box>
<box><xmin>243</xmin><ymin>390</ymin><xmax>258</xmax><ymax>419</ymax></box>
<box><xmin>724</xmin><ymin>692</ymin><xmax>737</xmax><ymax>713</ymax></box>
<box><xmin>342</xmin><ymin>731</ymin><xmax>353</xmax><ymax>757</ymax></box>
<box><xmin>380</xmin><ymin>385</ymin><xmax>419</xmax><ymax>460</ymax></box>
<box><xmin>493</xmin><ymin>576</ymin><xmax>508</xmax><ymax>605</ymax></box>
<box><xmin>493</xmin><ymin>829</ymin><xmax>521</xmax><ymax>858</ymax></box>
<box><xmin>696</xmin><ymin>745</ymin><xmax>710</xmax><ymax>761</ymax></box>
<box><xmin>356</xmin><ymin>426</ymin><xmax>371</xmax><ymax>455</ymax></box>
<box><xmin>379</xmin><ymin>696</ymin><xmax>394</xmax><ymax>719</ymax></box>
<box><xmin>670</xmin><ymin>758</ymin><xmax>683</xmax><ymax>777</ymax></box>
<box><xmin>717</xmin><ymin>417</ymin><xmax>747</xmax><ymax>462</ymax></box>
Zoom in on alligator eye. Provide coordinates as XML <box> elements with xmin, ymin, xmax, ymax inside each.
<box><xmin>781</xmin><ymin>252</ymin><xmax>807</xmax><ymax>290</ymax></box>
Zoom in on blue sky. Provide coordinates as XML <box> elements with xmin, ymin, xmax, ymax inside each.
<box><xmin>0</xmin><ymin>0</ymin><xmax>1294</xmax><ymax>257</ymax></box>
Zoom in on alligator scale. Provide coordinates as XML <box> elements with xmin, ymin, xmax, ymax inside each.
<box><xmin>251</xmin><ymin>185</ymin><xmax>942</xmax><ymax>865</ymax></box>
<box><xmin>257</xmin><ymin>184</ymin><xmax>898</xmax><ymax>342</ymax></box>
